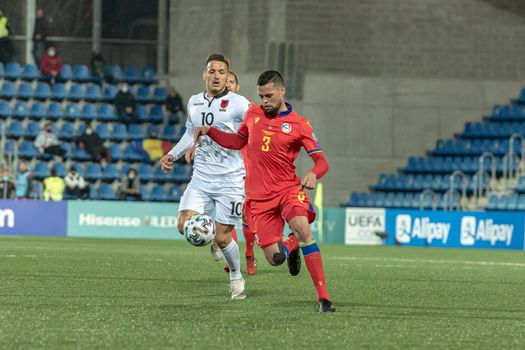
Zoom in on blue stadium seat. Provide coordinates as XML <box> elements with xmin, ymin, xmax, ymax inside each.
<box><xmin>34</xmin><ymin>82</ymin><xmax>51</xmax><ymax>100</ymax></box>
<box><xmin>123</xmin><ymin>144</ymin><xmax>142</xmax><ymax>162</ymax></box>
<box><xmin>101</xmin><ymin>164</ymin><xmax>119</xmax><ymax>181</ymax></box>
<box><xmin>17</xmin><ymin>82</ymin><xmax>34</xmax><ymax>100</ymax></box>
<box><xmin>0</xmin><ymin>81</ymin><xmax>16</xmax><ymax>99</ymax></box>
<box><xmin>128</xmin><ymin>124</ymin><xmax>145</xmax><ymax>139</ymax></box>
<box><xmin>6</xmin><ymin>121</ymin><xmax>25</xmax><ymax>138</ymax></box>
<box><xmin>123</xmin><ymin>66</ymin><xmax>140</xmax><ymax>84</ymax></box>
<box><xmin>53</xmin><ymin>163</ymin><xmax>67</xmax><ymax>178</ymax></box>
<box><xmin>69</xmin><ymin>84</ymin><xmax>85</xmax><ymax>101</ymax></box>
<box><xmin>517</xmin><ymin>195</ymin><xmax>525</xmax><ymax>211</ymax></box>
<box><xmin>486</xmin><ymin>195</ymin><xmax>498</xmax><ymax>210</ymax></box>
<box><xmin>167</xmin><ymin>186</ymin><xmax>183</xmax><ymax>202</ymax></box>
<box><xmin>28</xmin><ymin>102</ymin><xmax>45</xmax><ymax>120</ymax></box>
<box><xmin>22</xmin><ymin>64</ymin><xmax>40</xmax><ymax>80</ymax></box>
<box><xmin>0</xmin><ymin>62</ymin><xmax>4</xmax><ymax>79</ymax></box>
<box><xmin>19</xmin><ymin>141</ymin><xmax>39</xmax><ymax>159</ymax></box>
<box><xmin>51</xmin><ymin>83</ymin><xmax>68</xmax><ymax>100</ymax></box>
<box><xmin>99</xmin><ymin>184</ymin><xmax>117</xmax><ymax>200</ymax></box>
<box><xmin>104</xmin><ymin>65</ymin><xmax>122</xmax><ymax>82</ymax></box>
<box><xmin>168</xmin><ymin>111</ymin><xmax>181</xmax><ymax>125</ymax></box>
<box><xmin>146</xmin><ymin>125</ymin><xmax>160</xmax><ymax>137</ymax></box>
<box><xmin>173</xmin><ymin>165</ymin><xmax>190</xmax><ymax>182</ymax></box>
<box><xmin>59</xmin><ymin>64</ymin><xmax>73</xmax><ymax>81</ymax></box>
<box><xmin>110</xmin><ymin>123</ymin><xmax>128</xmax><ymax>141</ymax></box>
<box><xmin>73</xmin><ymin>64</ymin><xmax>92</xmax><ymax>83</ymax></box>
<box><xmin>160</xmin><ymin>124</ymin><xmax>177</xmax><ymax>141</ymax></box>
<box><xmin>174</xmin><ymin>126</ymin><xmax>186</xmax><ymax>142</ymax></box>
<box><xmin>85</xmin><ymin>84</ymin><xmax>102</xmax><ymax>102</ymax></box>
<box><xmin>59</xmin><ymin>123</ymin><xmax>76</xmax><ymax>141</ymax></box>
<box><xmin>96</xmin><ymin>124</ymin><xmax>110</xmax><ymax>139</ymax></box>
<box><xmin>140</xmin><ymin>66</ymin><xmax>156</xmax><ymax>84</ymax></box>
<box><xmin>33</xmin><ymin>162</ymin><xmax>50</xmax><ymax>180</ymax></box>
<box><xmin>138</xmin><ymin>164</ymin><xmax>154</xmax><ymax>182</ymax></box>
<box><xmin>98</xmin><ymin>103</ymin><xmax>118</xmax><ymax>121</ymax></box>
<box><xmin>89</xmin><ymin>185</ymin><xmax>99</xmax><ymax>200</ymax></box>
<box><xmin>47</xmin><ymin>102</ymin><xmax>64</xmax><ymax>120</ymax></box>
<box><xmin>496</xmin><ymin>195</ymin><xmax>509</xmax><ymax>211</ymax></box>
<box><xmin>516</xmin><ymin>176</ymin><xmax>525</xmax><ymax>192</ymax></box>
<box><xmin>103</xmin><ymin>84</ymin><xmax>118</xmax><ymax>102</ymax></box>
<box><xmin>140</xmin><ymin>185</ymin><xmax>150</xmax><ymax>201</ymax></box>
<box><xmin>151</xmin><ymin>185</ymin><xmax>166</xmax><ymax>201</ymax></box>
<box><xmin>0</xmin><ymin>101</ymin><xmax>10</xmax><ymax>117</ymax></box>
<box><xmin>154</xmin><ymin>164</ymin><xmax>173</xmax><ymax>182</ymax></box>
<box><xmin>26</xmin><ymin>122</ymin><xmax>40</xmax><ymax>139</ymax></box>
<box><xmin>2</xmin><ymin>140</ymin><xmax>15</xmax><ymax>157</ymax></box>
<box><xmin>148</xmin><ymin>105</ymin><xmax>164</xmax><ymax>124</ymax></box>
<box><xmin>64</xmin><ymin>103</ymin><xmax>81</xmax><ymax>121</ymax></box>
<box><xmin>81</xmin><ymin>103</ymin><xmax>98</xmax><ymax>121</ymax></box>
<box><xmin>152</xmin><ymin>87</ymin><xmax>167</xmax><ymax>103</ymax></box>
<box><xmin>62</xmin><ymin>143</ymin><xmax>73</xmax><ymax>159</ymax></box>
<box><xmin>136</xmin><ymin>85</ymin><xmax>150</xmax><ymax>103</ymax></box>
<box><xmin>85</xmin><ymin>163</ymin><xmax>103</xmax><ymax>181</ymax></box>
<box><xmin>12</xmin><ymin>101</ymin><xmax>30</xmax><ymax>119</ymax></box>
<box><xmin>507</xmin><ymin>194</ymin><xmax>519</xmax><ymax>211</ymax></box>
<box><xmin>5</xmin><ymin>62</ymin><xmax>22</xmax><ymax>80</ymax></box>
<box><xmin>72</xmin><ymin>144</ymin><xmax>92</xmax><ymax>161</ymax></box>
<box><xmin>109</xmin><ymin>144</ymin><xmax>123</xmax><ymax>161</ymax></box>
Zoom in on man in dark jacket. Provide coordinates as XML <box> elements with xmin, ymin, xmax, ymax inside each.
<box><xmin>77</xmin><ymin>124</ymin><xmax>109</xmax><ymax>162</ymax></box>
<box><xmin>114</xmin><ymin>83</ymin><xmax>137</xmax><ymax>125</ymax></box>
<box><xmin>32</xmin><ymin>8</ymin><xmax>48</xmax><ymax>65</ymax></box>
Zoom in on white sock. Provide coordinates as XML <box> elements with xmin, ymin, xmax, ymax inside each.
<box><xmin>221</xmin><ymin>240</ymin><xmax>242</xmax><ymax>281</ymax></box>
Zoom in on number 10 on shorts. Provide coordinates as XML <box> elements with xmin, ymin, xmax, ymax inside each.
<box><xmin>230</xmin><ymin>202</ymin><xmax>242</xmax><ymax>216</ymax></box>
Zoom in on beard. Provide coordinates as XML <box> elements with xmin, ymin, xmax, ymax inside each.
<box><xmin>264</xmin><ymin>105</ymin><xmax>279</xmax><ymax>117</ymax></box>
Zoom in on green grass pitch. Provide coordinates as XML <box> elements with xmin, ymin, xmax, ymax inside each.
<box><xmin>1</xmin><ymin>236</ymin><xmax>524</xmax><ymax>349</ymax></box>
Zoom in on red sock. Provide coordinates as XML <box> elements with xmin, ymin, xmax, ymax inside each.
<box><xmin>231</xmin><ymin>227</ymin><xmax>238</xmax><ymax>243</ymax></box>
<box><xmin>301</xmin><ymin>241</ymin><xmax>330</xmax><ymax>301</ymax></box>
<box><xmin>243</xmin><ymin>225</ymin><xmax>255</xmax><ymax>257</ymax></box>
<box><xmin>283</xmin><ymin>233</ymin><xmax>298</xmax><ymax>254</ymax></box>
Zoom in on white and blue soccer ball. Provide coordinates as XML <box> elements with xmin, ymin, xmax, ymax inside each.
<box><xmin>183</xmin><ymin>214</ymin><xmax>216</xmax><ymax>247</ymax></box>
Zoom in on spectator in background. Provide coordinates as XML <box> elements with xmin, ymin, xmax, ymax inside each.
<box><xmin>35</xmin><ymin>121</ymin><xmax>65</xmax><ymax>158</ymax></box>
<box><xmin>32</xmin><ymin>8</ymin><xmax>48</xmax><ymax>66</ymax></box>
<box><xmin>64</xmin><ymin>165</ymin><xmax>89</xmax><ymax>199</ymax></box>
<box><xmin>0</xmin><ymin>9</ymin><xmax>13</xmax><ymax>64</ymax></box>
<box><xmin>16</xmin><ymin>161</ymin><xmax>32</xmax><ymax>199</ymax></box>
<box><xmin>0</xmin><ymin>168</ymin><xmax>15</xmax><ymax>199</ymax></box>
<box><xmin>118</xmin><ymin>168</ymin><xmax>141</xmax><ymax>201</ymax></box>
<box><xmin>40</xmin><ymin>45</ymin><xmax>62</xmax><ymax>83</ymax></box>
<box><xmin>166</xmin><ymin>88</ymin><xmax>185</xmax><ymax>124</ymax></box>
<box><xmin>90</xmin><ymin>50</ymin><xmax>106</xmax><ymax>82</ymax></box>
<box><xmin>115</xmin><ymin>83</ymin><xmax>137</xmax><ymax>125</ymax></box>
<box><xmin>43</xmin><ymin>169</ymin><xmax>64</xmax><ymax>201</ymax></box>
<box><xmin>77</xmin><ymin>124</ymin><xmax>109</xmax><ymax>162</ymax></box>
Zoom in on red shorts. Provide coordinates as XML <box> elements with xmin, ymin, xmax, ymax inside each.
<box><xmin>244</xmin><ymin>187</ymin><xmax>316</xmax><ymax>248</ymax></box>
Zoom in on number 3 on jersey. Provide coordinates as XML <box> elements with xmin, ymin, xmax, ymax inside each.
<box><xmin>262</xmin><ymin>136</ymin><xmax>271</xmax><ymax>152</ymax></box>
<box><xmin>201</xmin><ymin>112</ymin><xmax>214</xmax><ymax>125</ymax></box>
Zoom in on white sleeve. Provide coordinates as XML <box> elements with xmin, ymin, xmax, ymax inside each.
<box><xmin>237</xmin><ymin>96</ymin><xmax>252</xmax><ymax>122</ymax></box>
<box><xmin>167</xmin><ymin>104</ymin><xmax>195</xmax><ymax>160</ymax></box>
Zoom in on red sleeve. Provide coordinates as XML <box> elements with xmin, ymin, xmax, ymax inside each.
<box><xmin>310</xmin><ymin>152</ymin><xmax>329</xmax><ymax>179</ymax></box>
<box><xmin>299</xmin><ymin>120</ymin><xmax>322</xmax><ymax>156</ymax></box>
<box><xmin>208</xmin><ymin>127</ymin><xmax>248</xmax><ymax>150</ymax></box>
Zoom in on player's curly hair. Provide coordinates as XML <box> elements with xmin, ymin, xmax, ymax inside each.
<box><xmin>205</xmin><ymin>53</ymin><xmax>230</xmax><ymax>69</ymax></box>
<box><xmin>257</xmin><ymin>70</ymin><xmax>285</xmax><ymax>87</ymax></box>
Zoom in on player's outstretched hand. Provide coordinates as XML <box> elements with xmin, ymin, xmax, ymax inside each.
<box><xmin>184</xmin><ymin>144</ymin><xmax>195</xmax><ymax>164</ymax></box>
<box><xmin>160</xmin><ymin>154</ymin><xmax>175</xmax><ymax>173</ymax></box>
<box><xmin>193</xmin><ymin>126</ymin><xmax>211</xmax><ymax>146</ymax></box>
<box><xmin>301</xmin><ymin>171</ymin><xmax>317</xmax><ymax>190</ymax></box>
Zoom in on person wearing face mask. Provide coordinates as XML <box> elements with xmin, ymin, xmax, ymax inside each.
<box><xmin>16</xmin><ymin>161</ymin><xmax>33</xmax><ymax>199</ymax></box>
<box><xmin>77</xmin><ymin>123</ymin><xmax>110</xmax><ymax>162</ymax></box>
<box><xmin>34</xmin><ymin>121</ymin><xmax>65</xmax><ymax>158</ymax></box>
<box><xmin>118</xmin><ymin>168</ymin><xmax>141</xmax><ymax>201</ymax></box>
<box><xmin>115</xmin><ymin>83</ymin><xmax>138</xmax><ymax>125</ymax></box>
<box><xmin>64</xmin><ymin>165</ymin><xmax>89</xmax><ymax>200</ymax></box>
<box><xmin>39</xmin><ymin>45</ymin><xmax>62</xmax><ymax>83</ymax></box>
<box><xmin>0</xmin><ymin>168</ymin><xmax>15</xmax><ymax>199</ymax></box>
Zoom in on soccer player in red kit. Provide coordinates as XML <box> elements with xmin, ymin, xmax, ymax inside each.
<box><xmin>188</xmin><ymin>70</ymin><xmax>335</xmax><ymax>312</ymax></box>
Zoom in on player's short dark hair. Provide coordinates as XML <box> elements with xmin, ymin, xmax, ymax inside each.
<box><xmin>257</xmin><ymin>70</ymin><xmax>285</xmax><ymax>87</ymax></box>
<box><xmin>205</xmin><ymin>53</ymin><xmax>230</xmax><ymax>69</ymax></box>
<box><xmin>229</xmin><ymin>71</ymin><xmax>239</xmax><ymax>84</ymax></box>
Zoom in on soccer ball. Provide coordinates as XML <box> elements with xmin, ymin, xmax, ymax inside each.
<box><xmin>183</xmin><ymin>214</ymin><xmax>216</xmax><ymax>247</ymax></box>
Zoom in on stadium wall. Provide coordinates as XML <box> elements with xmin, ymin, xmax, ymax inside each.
<box><xmin>168</xmin><ymin>0</ymin><xmax>525</xmax><ymax>206</ymax></box>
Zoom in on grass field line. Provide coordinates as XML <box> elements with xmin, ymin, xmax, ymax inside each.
<box><xmin>333</xmin><ymin>256</ymin><xmax>525</xmax><ymax>267</ymax></box>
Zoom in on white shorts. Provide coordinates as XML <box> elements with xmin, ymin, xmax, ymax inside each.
<box><xmin>178</xmin><ymin>177</ymin><xmax>244</xmax><ymax>226</ymax></box>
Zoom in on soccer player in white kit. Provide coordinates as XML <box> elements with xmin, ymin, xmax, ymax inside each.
<box><xmin>160</xmin><ymin>53</ymin><xmax>251</xmax><ymax>300</ymax></box>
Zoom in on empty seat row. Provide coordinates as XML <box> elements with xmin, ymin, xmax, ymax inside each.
<box><xmin>90</xmin><ymin>184</ymin><xmax>181</xmax><ymax>201</ymax></box>
<box><xmin>31</xmin><ymin>162</ymin><xmax>191</xmax><ymax>183</ymax></box>
<box><xmin>486</xmin><ymin>194</ymin><xmax>525</xmax><ymax>211</ymax></box>
<box><xmin>431</xmin><ymin>138</ymin><xmax>523</xmax><ymax>156</ymax></box>
<box><xmin>0</xmin><ymin>63</ymin><xmax>157</xmax><ymax>85</ymax></box>
<box><xmin>342</xmin><ymin>192</ymin><xmax>461</xmax><ymax>210</ymax></box>
<box><xmin>460</xmin><ymin>121</ymin><xmax>525</xmax><ymax>139</ymax></box>
<box><xmin>372</xmin><ymin>173</ymin><xmax>490</xmax><ymax>193</ymax></box>
<box><xmin>402</xmin><ymin>156</ymin><xmax>518</xmax><ymax>174</ymax></box>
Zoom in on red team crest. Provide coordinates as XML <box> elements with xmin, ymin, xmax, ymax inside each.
<box><xmin>220</xmin><ymin>100</ymin><xmax>229</xmax><ymax>111</ymax></box>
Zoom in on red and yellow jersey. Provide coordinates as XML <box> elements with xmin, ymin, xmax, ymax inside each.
<box><xmin>238</xmin><ymin>103</ymin><xmax>322</xmax><ymax>200</ymax></box>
